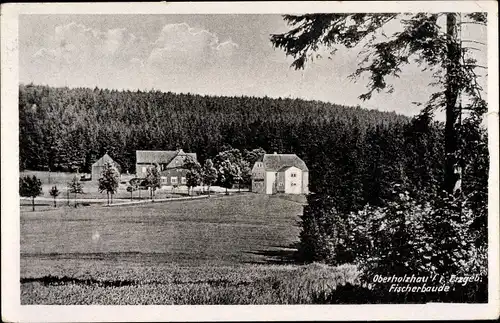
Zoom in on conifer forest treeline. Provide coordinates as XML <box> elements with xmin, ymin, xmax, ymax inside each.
<box><xmin>19</xmin><ymin>83</ymin><xmax>487</xmax><ymax>214</ymax></box>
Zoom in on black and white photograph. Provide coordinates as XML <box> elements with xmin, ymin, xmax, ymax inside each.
<box><xmin>1</xmin><ymin>1</ymin><xmax>499</xmax><ymax>321</ymax></box>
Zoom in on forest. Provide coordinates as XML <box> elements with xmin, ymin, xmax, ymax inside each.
<box><xmin>19</xmin><ymin>83</ymin><xmax>487</xmax><ymax>213</ymax></box>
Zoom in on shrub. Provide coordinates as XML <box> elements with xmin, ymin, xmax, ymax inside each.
<box><xmin>297</xmin><ymin>194</ymin><xmax>353</xmax><ymax>265</ymax></box>
<box><xmin>344</xmin><ymin>186</ymin><xmax>487</xmax><ymax>302</ymax></box>
<box><xmin>347</xmin><ymin>187</ymin><xmax>487</xmax><ymax>278</ymax></box>
<box><xmin>298</xmin><ymin>184</ymin><xmax>487</xmax><ymax>303</ymax></box>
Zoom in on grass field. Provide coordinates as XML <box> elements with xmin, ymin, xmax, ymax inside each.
<box><xmin>20</xmin><ymin>170</ymin><xmax>187</xmax><ymax>201</ymax></box>
<box><xmin>21</xmin><ymin>194</ymin><xmax>360</xmax><ymax>304</ymax></box>
<box><xmin>20</xmin><ymin>171</ymin><xmax>249</xmax><ymax>211</ymax></box>
<box><xmin>21</xmin><ymin>194</ymin><xmax>302</xmax><ymax>265</ymax></box>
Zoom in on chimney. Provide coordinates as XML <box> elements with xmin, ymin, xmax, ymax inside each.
<box><xmin>273</xmin><ymin>152</ymin><xmax>278</xmax><ymax>155</ymax></box>
<box><xmin>178</xmin><ymin>148</ymin><xmax>184</xmax><ymax>154</ymax></box>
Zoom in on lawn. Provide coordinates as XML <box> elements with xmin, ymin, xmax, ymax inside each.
<box><xmin>21</xmin><ymin>194</ymin><xmax>302</xmax><ymax>265</ymax></box>
<box><xmin>21</xmin><ymin>194</ymin><xmax>362</xmax><ymax>304</ymax></box>
<box><xmin>20</xmin><ymin>170</ymin><xmax>183</xmax><ymax>201</ymax></box>
<box><xmin>20</xmin><ymin>170</ymin><xmax>248</xmax><ymax>208</ymax></box>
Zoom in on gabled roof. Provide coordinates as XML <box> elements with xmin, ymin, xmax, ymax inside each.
<box><xmin>92</xmin><ymin>153</ymin><xmax>116</xmax><ymax>167</ymax></box>
<box><xmin>258</xmin><ymin>153</ymin><xmax>308</xmax><ymax>172</ymax></box>
<box><xmin>136</xmin><ymin>149</ymin><xmax>197</xmax><ymax>165</ymax></box>
<box><xmin>277</xmin><ymin>165</ymin><xmax>297</xmax><ymax>172</ymax></box>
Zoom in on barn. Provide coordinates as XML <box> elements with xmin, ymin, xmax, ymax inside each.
<box><xmin>91</xmin><ymin>153</ymin><xmax>121</xmax><ymax>181</ymax></box>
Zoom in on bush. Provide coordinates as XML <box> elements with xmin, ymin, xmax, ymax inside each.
<box><xmin>297</xmin><ymin>194</ymin><xmax>353</xmax><ymax>265</ymax></box>
<box><xmin>343</xmin><ymin>187</ymin><xmax>487</xmax><ymax>302</ymax></box>
<box><xmin>347</xmin><ymin>187</ymin><xmax>487</xmax><ymax>278</ymax></box>
<box><xmin>298</xmin><ymin>185</ymin><xmax>487</xmax><ymax>303</ymax></box>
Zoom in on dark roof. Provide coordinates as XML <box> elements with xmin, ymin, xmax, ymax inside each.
<box><xmin>259</xmin><ymin>153</ymin><xmax>308</xmax><ymax>172</ymax></box>
<box><xmin>277</xmin><ymin>165</ymin><xmax>294</xmax><ymax>172</ymax></box>
<box><xmin>136</xmin><ymin>150</ymin><xmax>197</xmax><ymax>165</ymax></box>
<box><xmin>92</xmin><ymin>153</ymin><xmax>116</xmax><ymax>167</ymax></box>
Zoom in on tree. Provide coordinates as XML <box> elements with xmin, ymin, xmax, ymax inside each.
<box><xmin>19</xmin><ymin>175</ymin><xmax>42</xmax><ymax>211</ymax></box>
<box><xmin>242</xmin><ymin>148</ymin><xmax>266</xmax><ymax>166</ymax></box>
<box><xmin>214</xmin><ymin>147</ymin><xmax>243</xmax><ymax>165</ymax></box>
<box><xmin>49</xmin><ymin>185</ymin><xmax>60</xmax><ymax>207</ymax></box>
<box><xmin>67</xmin><ymin>176</ymin><xmax>84</xmax><ymax>208</ymax></box>
<box><xmin>20</xmin><ymin>83</ymin><xmax>412</xmax><ymax>182</ymax></box>
<box><xmin>145</xmin><ymin>164</ymin><xmax>161</xmax><ymax>201</ymax></box>
<box><xmin>217</xmin><ymin>159</ymin><xmax>241</xmax><ymax>195</ymax></box>
<box><xmin>238</xmin><ymin>160</ymin><xmax>252</xmax><ymax>192</ymax></box>
<box><xmin>215</xmin><ymin>148</ymin><xmax>250</xmax><ymax>193</ymax></box>
<box><xmin>270</xmin><ymin>12</ymin><xmax>487</xmax><ymax>196</ymax></box>
<box><xmin>126</xmin><ymin>185</ymin><xmax>135</xmax><ymax>201</ymax></box>
<box><xmin>98</xmin><ymin>162</ymin><xmax>120</xmax><ymax>205</ymax></box>
<box><xmin>184</xmin><ymin>156</ymin><xmax>202</xmax><ymax>196</ymax></box>
<box><xmin>202</xmin><ymin>159</ymin><xmax>218</xmax><ymax>197</ymax></box>
<box><xmin>129</xmin><ymin>178</ymin><xmax>143</xmax><ymax>200</ymax></box>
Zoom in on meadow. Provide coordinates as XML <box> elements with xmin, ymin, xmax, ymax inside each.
<box><xmin>20</xmin><ymin>170</ymin><xmax>187</xmax><ymax>201</ymax></box>
<box><xmin>21</xmin><ymin>194</ymin><xmax>360</xmax><ymax>304</ymax></box>
<box><xmin>19</xmin><ymin>171</ymin><xmax>243</xmax><ymax>213</ymax></box>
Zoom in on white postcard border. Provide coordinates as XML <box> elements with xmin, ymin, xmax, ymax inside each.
<box><xmin>1</xmin><ymin>1</ymin><xmax>498</xmax><ymax>322</ymax></box>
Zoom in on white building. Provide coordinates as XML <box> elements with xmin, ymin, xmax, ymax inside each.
<box><xmin>251</xmin><ymin>153</ymin><xmax>309</xmax><ymax>195</ymax></box>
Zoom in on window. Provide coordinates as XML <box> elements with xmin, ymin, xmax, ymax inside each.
<box><xmin>171</xmin><ymin>177</ymin><xmax>178</xmax><ymax>184</ymax></box>
<box><xmin>291</xmin><ymin>182</ymin><xmax>297</xmax><ymax>186</ymax></box>
<box><xmin>161</xmin><ymin>177</ymin><xmax>168</xmax><ymax>184</ymax></box>
<box><xmin>142</xmin><ymin>166</ymin><xmax>146</xmax><ymax>173</ymax></box>
<box><xmin>181</xmin><ymin>177</ymin><xmax>186</xmax><ymax>184</ymax></box>
<box><xmin>291</xmin><ymin>173</ymin><xmax>297</xmax><ymax>178</ymax></box>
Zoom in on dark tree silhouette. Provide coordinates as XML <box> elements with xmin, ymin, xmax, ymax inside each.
<box><xmin>98</xmin><ymin>162</ymin><xmax>120</xmax><ymax>205</ymax></box>
<box><xmin>20</xmin><ymin>175</ymin><xmax>43</xmax><ymax>211</ymax></box>
<box><xmin>49</xmin><ymin>185</ymin><xmax>60</xmax><ymax>207</ymax></box>
<box><xmin>270</xmin><ymin>12</ymin><xmax>487</xmax><ymax>196</ymax></box>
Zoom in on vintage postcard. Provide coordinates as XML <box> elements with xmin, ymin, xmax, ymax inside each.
<box><xmin>1</xmin><ymin>1</ymin><xmax>499</xmax><ymax>322</ymax></box>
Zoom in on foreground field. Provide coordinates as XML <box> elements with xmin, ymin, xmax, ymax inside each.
<box><xmin>21</xmin><ymin>194</ymin><xmax>301</xmax><ymax>265</ymax></box>
<box><xmin>21</xmin><ymin>259</ymin><xmax>360</xmax><ymax>304</ymax></box>
<box><xmin>22</xmin><ymin>194</ymin><xmax>349</xmax><ymax>304</ymax></box>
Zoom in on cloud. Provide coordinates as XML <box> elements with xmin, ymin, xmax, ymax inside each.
<box><xmin>216</xmin><ymin>40</ymin><xmax>239</xmax><ymax>58</ymax></box>
<box><xmin>29</xmin><ymin>21</ymin><xmax>241</xmax><ymax>89</ymax></box>
<box><xmin>146</xmin><ymin>23</ymin><xmax>240</xmax><ymax>74</ymax></box>
<box><xmin>32</xmin><ymin>22</ymin><xmax>147</xmax><ymax>71</ymax></box>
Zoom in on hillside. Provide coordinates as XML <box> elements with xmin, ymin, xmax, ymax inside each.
<box><xmin>19</xmin><ymin>83</ymin><xmax>447</xmax><ymax>211</ymax></box>
<box><xmin>19</xmin><ymin>84</ymin><xmax>408</xmax><ymax>170</ymax></box>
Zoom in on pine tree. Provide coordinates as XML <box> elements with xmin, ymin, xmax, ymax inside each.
<box><xmin>270</xmin><ymin>12</ymin><xmax>487</xmax><ymax>196</ymax></box>
<box><xmin>19</xmin><ymin>175</ymin><xmax>43</xmax><ymax>211</ymax></box>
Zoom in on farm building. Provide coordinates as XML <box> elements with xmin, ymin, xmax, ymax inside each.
<box><xmin>251</xmin><ymin>153</ymin><xmax>309</xmax><ymax>195</ymax></box>
<box><xmin>91</xmin><ymin>153</ymin><xmax>121</xmax><ymax>181</ymax></box>
<box><xmin>135</xmin><ymin>149</ymin><xmax>198</xmax><ymax>186</ymax></box>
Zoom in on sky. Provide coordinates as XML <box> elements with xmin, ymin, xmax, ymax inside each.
<box><xmin>19</xmin><ymin>14</ymin><xmax>488</xmax><ymax>118</ymax></box>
